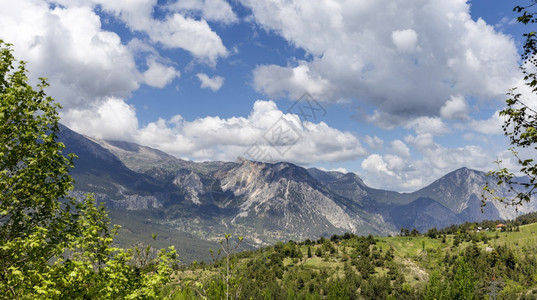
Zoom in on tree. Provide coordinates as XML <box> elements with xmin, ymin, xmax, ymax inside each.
<box><xmin>485</xmin><ymin>1</ymin><xmax>537</xmax><ymax>206</ymax></box>
<box><xmin>0</xmin><ymin>39</ymin><xmax>78</xmax><ymax>297</ymax></box>
<box><xmin>51</xmin><ymin>196</ymin><xmax>177</xmax><ymax>299</ymax></box>
<box><xmin>426</xmin><ymin>227</ymin><xmax>438</xmax><ymax>239</ymax></box>
<box><xmin>424</xmin><ymin>270</ymin><xmax>448</xmax><ymax>300</ymax></box>
<box><xmin>207</xmin><ymin>234</ymin><xmax>243</xmax><ymax>300</ymax></box>
<box><xmin>0</xmin><ymin>40</ymin><xmax>177</xmax><ymax>299</ymax></box>
<box><xmin>450</xmin><ymin>257</ymin><xmax>475</xmax><ymax>300</ymax></box>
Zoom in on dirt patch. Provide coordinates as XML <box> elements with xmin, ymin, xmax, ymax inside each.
<box><xmin>397</xmin><ymin>257</ymin><xmax>428</xmax><ymax>282</ymax></box>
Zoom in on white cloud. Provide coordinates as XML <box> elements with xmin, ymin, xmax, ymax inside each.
<box><xmin>440</xmin><ymin>95</ymin><xmax>469</xmax><ymax>120</ymax></box>
<box><xmin>361</xmin><ymin>133</ymin><xmax>494</xmax><ymax>191</ymax></box>
<box><xmin>167</xmin><ymin>0</ymin><xmax>238</xmax><ymax>24</ymax></box>
<box><xmin>469</xmin><ymin>111</ymin><xmax>504</xmax><ymax>135</ymax></box>
<box><xmin>0</xmin><ymin>0</ymin><xmax>231</xmax><ymax>111</ymax></box>
<box><xmin>197</xmin><ymin>73</ymin><xmax>224</xmax><ymax>91</ymax></box>
<box><xmin>390</xmin><ymin>140</ymin><xmax>410</xmax><ymax>158</ymax></box>
<box><xmin>242</xmin><ymin>0</ymin><xmax>519</xmax><ymax>124</ymax></box>
<box><xmin>252</xmin><ymin>63</ymin><xmax>332</xmax><ymax>100</ymax></box>
<box><xmin>51</xmin><ymin>0</ymin><xmax>228</xmax><ymax>62</ymax></box>
<box><xmin>143</xmin><ymin>58</ymin><xmax>180</xmax><ymax>88</ymax></box>
<box><xmin>405</xmin><ymin>133</ymin><xmax>490</xmax><ymax>170</ymax></box>
<box><xmin>202</xmin><ymin>0</ymin><xmax>238</xmax><ymax>24</ymax></box>
<box><xmin>0</xmin><ymin>1</ymin><xmax>139</xmax><ymax>109</ymax></box>
<box><xmin>330</xmin><ymin>167</ymin><xmax>349</xmax><ymax>174</ymax></box>
<box><xmin>61</xmin><ymin>98</ymin><xmax>139</xmax><ymax>141</ymax></box>
<box><xmin>364</xmin><ymin>135</ymin><xmax>384</xmax><ymax>150</ymax></box>
<box><xmin>405</xmin><ymin>116</ymin><xmax>449</xmax><ymax>135</ymax></box>
<box><xmin>143</xmin><ymin>14</ymin><xmax>228</xmax><ymax>65</ymax></box>
<box><xmin>62</xmin><ymin>99</ymin><xmax>368</xmax><ymax>164</ymax></box>
<box><xmin>361</xmin><ymin>154</ymin><xmax>396</xmax><ymax>177</ymax></box>
<box><xmin>392</xmin><ymin>29</ymin><xmax>419</xmax><ymax>53</ymax></box>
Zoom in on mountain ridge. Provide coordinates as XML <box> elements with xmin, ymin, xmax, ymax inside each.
<box><xmin>58</xmin><ymin>124</ymin><xmax>537</xmax><ymax>250</ymax></box>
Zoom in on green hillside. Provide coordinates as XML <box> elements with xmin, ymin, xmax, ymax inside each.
<box><xmin>159</xmin><ymin>219</ymin><xmax>537</xmax><ymax>299</ymax></box>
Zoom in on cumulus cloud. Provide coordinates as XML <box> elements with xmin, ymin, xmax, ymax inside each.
<box><xmin>252</xmin><ymin>64</ymin><xmax>332</xmax><ymax>100</ymax></box>
<box><xmin>197</xmin><ymin>73</ymin><xmax>224</xmax><ymax>91</ymax></box>
<box><xmin>242</xmin><ymin>0</ymin><xmax>519</xmax><ymax>124</ymax></box>
<box><xmin>469</xmin><ymin>111</ymin><xmax>504</xmax><ymax>135</ymax></box>
<box><xmin>167</xmin><ymin>0</ymin><xmax>238</xmax><ymax>24</ymax></box>
<box><xmin>440</xmin><ymin>95</ymin><xmax>470</xmax><ymax>120</ymax></box>
<box><xmin>392</xmin><ymin>29</ymin><xmax>419</xmax><ymax>53</ymax></box>
<box><xmin>390</xmin><ymin>140</ymin><xmax>410</xmax><ymax>158</ymax></box>
<box><xmin>0</xmin><ymin>1</ymin><xmax>139</xmax><ymax>109</ymax></box>
<box><xmin>61</xmin><ymin>98</ymin><xmax>139</xmax><ymax>141</ymax></box>
<box><xmin>143</xmin><ymin>58</ymin><xmax>180</xmax><ymax>88</ymax></box>
<box><xmin>360</xmin><ymin>133</ymin><xmax>493</xmax><ymax>191</ymax></box>
<box><xmin>142</xmin><ymin>14</ymin><xmax>228</xmax><ymax>64</ymax></box>
<box><xmin>0</xmin><ymin>0</ymin><xmax>229</xmax><ymax>110</ymax></box>
<box><xmin>363</xmin><ymin>135</ymin><xmax>384</xmax><ymax>150</ymax></box>
<box><xmin>330</xmin><ymin>167</ymin><xmax>349</xmax><ymax>174</ymax></box>
<box><xmin>62</xmin><ymin>99</ymin><xmax>367</xmax><ymax>164</ymax></box>
<box><xmin>404</xmin><ymin>116</ymin><xmax>449</xmax><ymax>135</ymax></box>
<box><xmin>405</xmin><ymin>134</ymin><xmax>489</xmax><ymax>170</ymax></box>
<box><xmin>361</xmin><ymin>154</ymin><xmax>396</xmax><ymax>177</ymax></box>
<box><xmin>55</xmin><ymin>0</ymin><xmax>229</xmax><ymax>64</ymax></box>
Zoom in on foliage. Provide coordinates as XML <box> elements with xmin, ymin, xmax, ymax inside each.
<box><xmin>424</xmin><ymin>270</ymin><xmax>448</xmax><ymax>300</ymax></box>
<box><xmin>484</xmin><ymin>1</ymin><xmax>537</xmax><ymax>206</ymax></box>
<box><xmin>52</xmin><ymin>196</ymin><xmax>178</xmax><ymax>299</ymax></box>
<box><xmin>449</xmin><ymin>257</ymin><xmax>475</xmax><ymax>300</ymax></box>
<box><xmin>0</xmin><ymin>40</ymin><xmax>176</xmax><ymax>299</ymax></box>
<box><xmin>168</xmin><ymin>217</ymin><xmax>537</xmax><ymax>299</ymax></box>
<box><xmin>198</xmin><ymin>234</ymin><xmax>243</xmax><ymax>300</ymax></box>
<box><xmin>0</xmin><ymin>39</ymin><xmax>78</xmax><ymax>298</ymax></box>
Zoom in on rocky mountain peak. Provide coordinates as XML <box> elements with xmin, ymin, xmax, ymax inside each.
<box><xmin>58</xmin><ymin>125</ymin><xmax>537</xmax><ymax>247</ymax></box>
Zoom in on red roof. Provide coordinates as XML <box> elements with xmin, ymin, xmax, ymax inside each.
<box><xmin>496</xmin><ymin>223</ymin><xmax>506</xmax><ymax>228</ymax></box>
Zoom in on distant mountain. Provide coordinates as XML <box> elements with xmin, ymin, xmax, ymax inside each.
<box><xmin>58</xmin><ymin>124</ymin><xmax>537</xmax><ymax>254</ymax></box>
<box><xmin>406</xmin><ymin>167</ymin><xmax>535</xmax><ymax>221</ymax></box>
<box><xmin>388</xmin><ymin>197</ymin><xmax>461</xmax><ymax>233</ymax></box>
<box><xmin>409</xmin><ymin>167</ymin><xmax>490</xmax><ymax>212</ymax></box>
<box><xmin>458</xmin><ymin>194</ymin><xmax>501</xmax><ymax>223</ymax></box>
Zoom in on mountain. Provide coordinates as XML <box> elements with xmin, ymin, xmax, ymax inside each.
<box><xmin>210</xmin><ymin>160</ymin><xmax>390</xmax><ymax>239</ymax></box>
<box><xmin>407</xmin><ymin>167</ymin><xmax>537</xmax><ymax>221</ymax></box>
<box><xmin>458</xmin><ymin>194</ymin><xmax>501</xmax><ymax>223</ymax></box>
<box><xmin>58</xmin><ymin>124</ymin><xmax>536</xmax><ymax>257</ymax></box>
<box><xmin>60</xmin><ymin>124</ymin><xmax>169</xmax><ymax>210</ymax></box>
<box><xmin>388</xmin><ymin>197</ymin><xmax>461</xmax><ymax>233</ymax></box>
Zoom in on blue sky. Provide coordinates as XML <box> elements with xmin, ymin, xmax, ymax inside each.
<box><xmin>0</xmin><ymin>0</ymin><xmax>534</xmax><ymax>191</ymax></box>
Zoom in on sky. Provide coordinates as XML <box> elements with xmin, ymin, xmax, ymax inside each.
<box><xmin>0</xmin><ymin>0</ymin><xmax>535</xmax><ymax>192</ymax></box>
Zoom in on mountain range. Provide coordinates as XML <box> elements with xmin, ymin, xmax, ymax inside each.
<box><xmin>58</xmin><ymin>124</ymin><xmax>537</xmax><ymax>260</ymax></box>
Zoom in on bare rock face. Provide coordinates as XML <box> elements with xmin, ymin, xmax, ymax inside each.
<box><xmin>173</xmin><ymin>170</ymin><xmax>204</xmax><ymax>205</ymax></box>
<box><xmin>214</xmin><ymin>160</ymin><xmax>360</xmax><ymax>239</ymax></box>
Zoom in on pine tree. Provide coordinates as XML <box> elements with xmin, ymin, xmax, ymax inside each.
<box><xmin>450</xmin><ymin>257</ymin><xmax>475</xmax><ymax>300</ymax></box>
